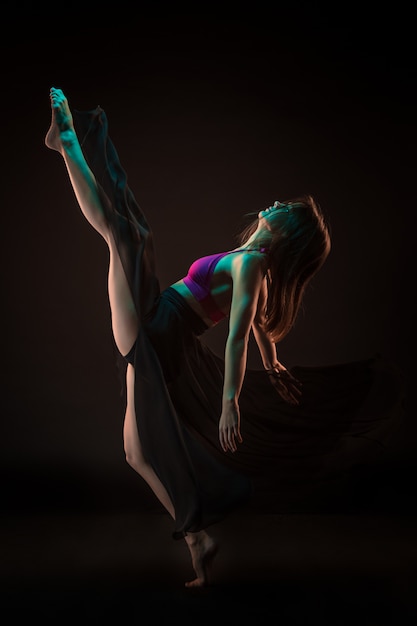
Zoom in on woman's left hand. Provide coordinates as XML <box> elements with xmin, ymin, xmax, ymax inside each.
<box><xmin>267</xmin><ymin>365</ymin><xmax>302</xmax><ymax>405</ymax></box>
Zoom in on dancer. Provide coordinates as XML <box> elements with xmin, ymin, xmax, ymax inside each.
<box><xmin>45</xmin><ymin>87</ymin><xmax>403</xmax><ymax>587</ymax></box>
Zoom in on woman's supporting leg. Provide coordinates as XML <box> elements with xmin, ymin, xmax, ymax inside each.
<box><xmin>124</xmin><ymin>363</ymin><xmax>219</xmax><ymax>587</ymax></box>
<box><xmin>46</xmin><ymin>87</ymin><xmax>218</xmax><ymax>586</ymax></box>
<box><xmin>123</xmin><ymin>363</ymin><xmax>176</xmax><ymax>516</ymax></box>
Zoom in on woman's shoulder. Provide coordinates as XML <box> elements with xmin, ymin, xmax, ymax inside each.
<box><xmin>237</xmin><ymin>247</ymin><xmax>269</xmax><ymax>267</ymax></box>
<box><xmin>229</xmin><ymin>248</ymin><xmax>268</xmax><ymax>281</ymax></box>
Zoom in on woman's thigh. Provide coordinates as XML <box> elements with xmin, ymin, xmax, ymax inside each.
<box><xmin>107</xmin><ymin>234</ymin><xmax>139</xmax><ymax>357</ymax></box>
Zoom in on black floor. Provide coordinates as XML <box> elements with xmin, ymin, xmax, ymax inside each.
<box><xmin>2</xmin><ymin>510</ymin><xmax>416</xmax><ymax>625</ymax></box>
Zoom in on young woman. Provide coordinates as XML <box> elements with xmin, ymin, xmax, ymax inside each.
<box><xmin>45</xmin><ymin>87</ymin><xmax>403</xmax><ymax>587</ymax></box>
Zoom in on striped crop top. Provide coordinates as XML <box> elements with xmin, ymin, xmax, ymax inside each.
<box><xmin>183</xmin><ymin>248</ymin><xmax>268</xmax><ymax>324</ymax></box>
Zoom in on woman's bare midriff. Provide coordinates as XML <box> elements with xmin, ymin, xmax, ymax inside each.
<box><xmin>169</xmin><ymin>279</ymin><xmax>224</xmax><ymax>328</ymax></box>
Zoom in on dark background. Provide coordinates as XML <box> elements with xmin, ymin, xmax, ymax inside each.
<box><xmin>1</xmin><ymin>4</ymin><xmax>416</xmax><ymax>622</ymax></box>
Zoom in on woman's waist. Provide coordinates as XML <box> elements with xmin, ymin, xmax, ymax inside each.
<box><xmin>170</xmin><ymin>280</ymin><xmax>228</xmax><ymax>326</ymax></box>
<box><xmin>169</xmin><ymin>280</ymin><xmax>215</xmax><ymax>328</ymax></box>
<box><xmin>160</xmin><ymin>283</ymin><xmax>210</xmax><ymax>336</ymax></box>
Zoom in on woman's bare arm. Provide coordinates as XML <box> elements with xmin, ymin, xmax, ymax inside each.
<box><xmin>219</xmin><ymin>256</ymin><xmax>264</xmax><ymax>452</ymax></box>
<box><xmin>252</xmin><ymin>277</ymin><xmax>302</xmax><ymax>405</ymax></box>
<box><xmin>251</xmin><ymin>277</ymin><xmax>278</xmax><ymax>368</ymax></box>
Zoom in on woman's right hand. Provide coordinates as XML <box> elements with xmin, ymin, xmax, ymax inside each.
<box><xmin>219</xmin><ymin>400</ymin><xmax>243</xmax><ymax>453</ymax></box>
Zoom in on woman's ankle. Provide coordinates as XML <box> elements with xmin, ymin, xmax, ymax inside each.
<box><xmin>59</xmin><ymin>128</ymin><xmax>78</xmax><ymax>151</ymax></box>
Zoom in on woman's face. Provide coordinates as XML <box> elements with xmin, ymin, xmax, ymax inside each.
<box><xmin>258</xmin><ymin>200</ymin><xmax>291</xmax><ymax>223</ymax></box>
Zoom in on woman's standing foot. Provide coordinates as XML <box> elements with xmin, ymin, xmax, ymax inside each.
<box><xmin>185</xmin><ymin>531</ymin><xmax>219</xmax><ymax>588</ymax></box>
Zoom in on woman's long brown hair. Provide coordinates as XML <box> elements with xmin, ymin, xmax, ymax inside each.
<box><xmin>238</xmin><ymin>195</ymin><xmax>331</xmax><ymax>343</ymax></box>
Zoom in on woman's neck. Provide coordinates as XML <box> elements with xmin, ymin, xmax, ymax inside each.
<box><xmin>241</xmin><ymin>229</ymin><xmax>271</xmax><ymax>251</ymax></box>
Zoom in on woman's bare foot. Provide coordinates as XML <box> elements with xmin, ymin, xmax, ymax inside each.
<box><xmin>45</xmin><ymin>87</ymin><xmax>76</xmax><ymax>154</ymax></box>
<box><xmin>184</xmin><ymin>531</ymin><xmax>219</xmax><ymax>588</ymax></box>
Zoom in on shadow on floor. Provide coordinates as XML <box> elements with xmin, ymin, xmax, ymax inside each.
<box><xmin>1</xmin><ymin>510</ymin><xmax>416</xmax><ymax>625</ymax></box>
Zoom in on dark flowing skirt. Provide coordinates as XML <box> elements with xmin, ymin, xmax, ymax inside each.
<box><xmin>72</xmin><ymin>106</ymin><xmax>406</xmax><ymax>538</ymax></box>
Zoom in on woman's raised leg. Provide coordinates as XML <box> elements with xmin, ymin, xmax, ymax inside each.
<box><xmin>45</xmin><ymin>87</ymin><xmax>138</xmax><ymax>356</ymax></box>
<box><xmin>46</xmin><ymin>87</ymin><xmax>218</xmax><ymax>586</ymax></box>
<box><xmin>45</xmin><ymin>87</ymin><xmax>108</xmax><ymax>239</ymax></box>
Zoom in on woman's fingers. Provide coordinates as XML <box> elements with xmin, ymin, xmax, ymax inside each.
<box><xmin>219</xmin><ymin>428</ymin><xmax>230</xmax><ymax>452</ymax></box>
<box><xmin>278</xmin><ymin>371</ymin><xmax>303</xmax><ymax>401</ymax></box>
<box><xmin>219</xmin><ymin>431</ymin><xmax>228</xmax><ymax>452</ymax></box>
<box><xmin>219</xmin><ymin>426</ymin><xmax>242</xmax><ymax>452</ymax></box>
<box><xmin>269</xmin><ymin>373</ymin><xmax>302</xmax><ymax>405</ymax></box>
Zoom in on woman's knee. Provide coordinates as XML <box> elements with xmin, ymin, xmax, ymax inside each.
<box><xmin>124</xmin><ymin>443</ymin><xmax>147</xmax><ymax>474</ymax></box>
<box><xmin>123</xmin><ymin>426</ymin><xmax>146</xmax><ymax>473</ymax></box>
<box><xmin>123</xmin><ymin>419</ymin><xmax>149</xmax><ymax>475</ymax></box>
<box><xmin>108</xmin><ymin>246</ymin><xmax>139</xmax><ymax>356</ymax></box>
